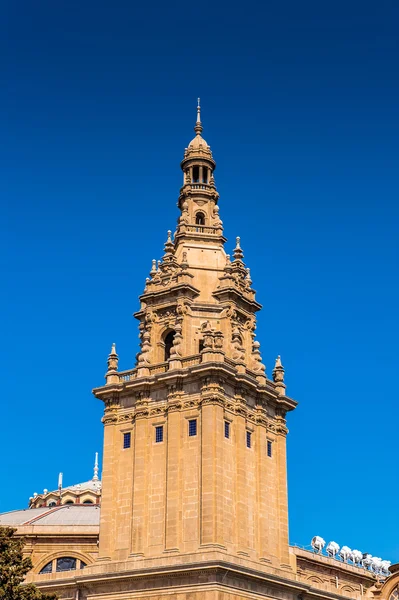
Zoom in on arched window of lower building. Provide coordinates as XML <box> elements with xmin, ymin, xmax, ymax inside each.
<box><xmin>83</xmin><ymin>500</ymin><xmax>93</xmax><ymax>504</ymax></box>
<box><xmin>48</xmin><ymin>501</ymin><xmax>57</xmax><ymax>507</ymax></box>
<box><xmin>164</xmin><ymin>331</ymin><xmax>176</xmax><ymax>361</ymax></box>
<box><xmin>39</xmin><ymin>557</ymin><xmax>87</xmax><ymax>575</ymax></box>
<box><xmin>39</xmin><ymin>561</ymin><xmax>53</xmax><ymax>574</ymax></box>
<box><xmin>57</xmin><ymin>557</ymin><xmax>77</xmax><ymax>572</ymax></box>
<box><xmin>64</xmin><ymin>500</ymin><xmax>74</xmax><ymax>505</ymax></box>
<box><xmin>390</xmin><ymin>590</ymin><xmax>399</xmax><ymax>600</ymax></box>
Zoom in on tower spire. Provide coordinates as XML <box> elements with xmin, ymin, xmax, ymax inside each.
<box><xmin>93</xmin><ymin>452</ymin><xmax>99</xmax><ymax>481</ymax></box>
<box><xmin>194</xmin><ymin>97</ymin><xmax>203</xmax><ymax>135</ymax></box>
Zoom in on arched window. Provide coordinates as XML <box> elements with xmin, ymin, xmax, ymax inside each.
<box><xmin>64</xmin><ymin>500</ymin><xmax>74</xmax><ymax>505</ymax></box>
<box><xmin>56</xmin><ymin>557</ymin><xmax>76</xmax><ymax>572</ymax></box>
<box><xmin>39</xmin><ymin>561</ymin><xmax>53</xmax><ymax>574</ymax></box>
<box><xmin>164</xmin><ymin>330</ymin><xmax>176</xmax><ymax>361</ymax></box>
<box><xmin>83</xmin><ymin>500</ymin><xmax>93</xmax><ymax>504</ymax></box>
<box><xmin>195</xmin><ymin>212</ymin><xmax>205</xmax><ymax>226</ymax></box>
<box><xmin>39</xmin><ymin>557</ymin><xmax>87</xmax><ymax>575</ymax></box>
<box><xmin>48</xmin><ymin>501</ymin><xmax>56</xmax><ymax>507</ymax></box>
<box><xmin>192</xmin><ymin>166</ymin><xmax>200</xmax><ymax>183</ymax></box>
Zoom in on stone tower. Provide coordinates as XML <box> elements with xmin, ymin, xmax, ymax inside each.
<box><xmin>93</xmin><ymin>101</ymin><xmax>297</xmax><ymax>576</ymax></box>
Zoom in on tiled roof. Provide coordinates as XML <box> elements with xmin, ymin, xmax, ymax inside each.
<box><xmin>0</xmin><ymin>505</ymin><xmax>100</xmax><ymax>526</ymax></box>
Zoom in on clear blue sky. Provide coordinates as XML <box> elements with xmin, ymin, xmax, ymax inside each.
<box><xmin>1</xmin><ymin>0</ymin><xmax>398</xmax><ymax>562</ymax></box>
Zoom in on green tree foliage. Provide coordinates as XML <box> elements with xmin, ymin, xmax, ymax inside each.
<box><xmin>0</xmin><ymin>527</ymin><xmax>57</xmax><ymax>600</ymax></box>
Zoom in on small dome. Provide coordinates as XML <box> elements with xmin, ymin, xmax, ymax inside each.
<box><xmin>184</xmin><ymin>133</ymin><xmax>214</xmax><ymax>161</ymax></box>
<box><xmin>188</xmin><ymin>133</ymin><xmax>210</xmax><ymax>151</ymax></box>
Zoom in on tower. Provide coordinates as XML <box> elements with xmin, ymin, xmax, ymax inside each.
<box><xmin>93</xmin><ymin>101</ymin><xmax>297</xmax><ymax>579</ymax></box>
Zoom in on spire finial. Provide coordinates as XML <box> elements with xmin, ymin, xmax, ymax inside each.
<box><xmin>106</xmin><ymin>343</ymin><xmax>119</xmax><ymax>383</ymax></box>
<box><xmin>163</xmin><ymin>230</ymin><xmax>174</xmax><ymax>257</ymax></box>
<box><xmin>93</xmin><ymin>452</ymin><xmax>99</xmax><ymax>481</ymax></box>
<box><xmin>194</xmin><ymin>97</ymin><xmax>203</xmax><ymax>135</ymax></box>
<box><xmin>273</xmin><ymin>355</ymin><xmax>286</xmax><ymax>395</ymax></box>
<box><xmin>233</xmin><ymin>236</ymin><xmax>244</xmax><ymax>261</ymax></box>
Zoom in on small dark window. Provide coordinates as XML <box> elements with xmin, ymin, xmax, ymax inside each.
<box><xmin>193</xmin><ymin>166</ymin><xmax>200</xmax><ymax>182</ymax></box>
<box><xmin>199</xmin><ymin>339</ymin><xmax>204</xmax><ymax>353</ymax></box>
<box><xmin>80</xmin><ymin>561</ymin><xmax>87</xmax><ymax>569</ymax></box>
<box><xmin>224</xmin><ymin>421</ymin><xmax>230</xmax><ymax>439</ymax></box>
<box><xmin>246</xmin><ymin>431</ymin><xmax>252</xmax><ymax>448</ymax></box>
<box><xmin>188</xmin><ymin>419</ymin><xmax>197</xmax><ymax>437</ymax></box>
<box><xmin>203</xmin><ymin>167</ymin><xmax>208</xmax><ymax>183</ymax></box>
<box><xmin>164</xmin><ymin>330</ymin><xmax>176</xmax><ymax>361</ymax></box>
<box><xmin>48</xmin><ymin>501</ymin><xmax>56</xmax><ymax>507</ymax></box>
<box><xmin>267</xmin><ymin>440</ymin><xmax>273</xmax><ymax>457</ymax></box>
<box><xmin>123</xmin><ymin>432</ymin><xmax>131</xmax><ymax>449</ymax></box>
<box><xmin>40</xmin><ymin>561</ymin><xmax>53</xmax><ymax>574</ymax></box>
<box><xmin>56</xmin><ymin>557</ymin><xmax>77</xmax><ymax>572</ymax></box>
<box><xmin>195</xmin><ymin>212</ymin><xmax>205</xmax><ymax>225</ymax></box>
<box><xmin>83</xmin><ymin>500</ymin><xmax>93</xmax><ymax>504</ymax></box>
<box><xmin>155</xmin><ymin>425</ymin><xmax>164</xmax><ymax>443</ymax></box>
<box><xmin>64</xmin><ymin>500</ymin><xmax>74</xmax><ymax>505</ymax></box>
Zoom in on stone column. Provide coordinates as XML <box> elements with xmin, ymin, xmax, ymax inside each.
<box><xmin>98</xmin><ymin>409</ymin><xmax>118</xmax><ymax>560</ymax></box>
<box><xmin>164</xmin><ymin>402</ymin><xmax>181</xmax><ymax>552</ymax></box>
<box><xmin>276</xmin><ymin>425</ymin><xmax>291</xmax><ymax>568</ymax></box>
<box><xmin>235</xmin><ymin>408</ymin><xmax>249</xmax><ymax>555</ymax></box>
<box><xmin>130</xmin><ymin>406</ymin><xmax>149</xmax><ymax>557</ymax></box>
<box><xmin>200</xmin><ymin>401</ymin><xmax>214</xmax><ymax>546</ymax></box>
<box><xmin>256</xmin><ymin>417</ymin><xmax>271</xmax><ymax>563</ymax></box>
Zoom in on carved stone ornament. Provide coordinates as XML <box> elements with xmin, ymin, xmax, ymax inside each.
<box><xmin>118</xmin><ymin>412</ymin><xmax>134</xmax><ymax>423</ymax></box>
<box><xmin>102</xmin><ymin>411</ymin><xmax>118</xmax><ymax>425</ymax></box>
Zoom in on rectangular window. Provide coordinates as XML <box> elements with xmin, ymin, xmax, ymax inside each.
<box><xmin>188</xmin><ymin>419</ymin><xmax>197</xmax><ymax>437</ymax></box>
<box><xmin>224</xmin><ymin>421</ymin><xmax>230</xmax><ymax>439</ymax></box>
<box><xmin>123</xmin><ymin>432</ymin><xmax>131</xmax><ymax>449</ymax></box>
<box><xmin>246</xmin><ymin>431</ymin><xmax>252</xmax><ymax>448</ymax></box>
<box><xmin>267</xmin><ymin>440</ymin><xmax>273</xmax><ymax>457</ymax></box>
<box><xmin>155</xmin><ymin>425</ymin><xmax>164</xmax><ymax>443</ymax></box>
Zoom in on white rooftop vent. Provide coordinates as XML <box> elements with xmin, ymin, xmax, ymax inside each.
<box><xmin>311</xmin><ymin>536</ymin><xmax>326</xmax><ymax>554</ymax></box>
<box><xmin>339</xmin><ymin>546</ymin><xmax>352</xmax><ymax>563</ymax></box>
<box><xmin>351</xmin><ymin>550</ymin><xmax>362</xmax><ymax>565</ymax></box>
<box><xmin>326</xmin><ymin>541</ymin><xmax>340</xmax><ymax>557</ymax></box>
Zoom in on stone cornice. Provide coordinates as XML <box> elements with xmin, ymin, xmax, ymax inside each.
<box><xmin>139</xmin><ymin>282</ymin><xmax>200</xmax><ymax>304</ymax></box>
<box><xmin>34</xmin><ymin>556</ymin><xmax>364</xmax><ymax>600</ymax></box>
<box><xmin>94</xmin><ymin>360</ymin><xmax>296</xmax><ymax>413</ymax></box>
<box><xmin>213</xmin><ymin>286</ymin><xmax>262</xmax><ymax>313</ymax></box>
<box><xmin>294</xmin><ymin>548</ymin><xmax>377</xmax><ymax>585</ymax></box>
